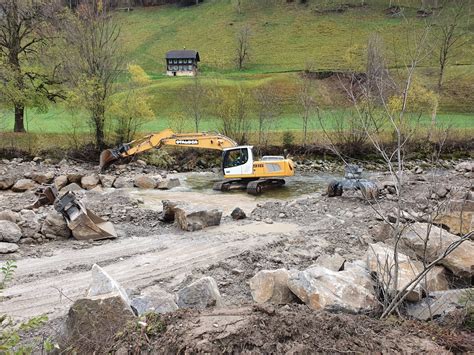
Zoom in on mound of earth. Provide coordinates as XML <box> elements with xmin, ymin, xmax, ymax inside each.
<box><xmin>115</xmin><ymin>305</ymin><xmax>473</xmax><ymax>354</ymax></box>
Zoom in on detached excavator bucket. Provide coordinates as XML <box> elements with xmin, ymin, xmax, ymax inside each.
<box><xmin>55</xmin><ymin>192</ymin><xmax>117</xmax><ymax>241</ymax></box>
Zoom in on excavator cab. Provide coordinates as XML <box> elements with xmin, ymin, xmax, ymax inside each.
<box><xmin>222</xmin><ymin>146</ymin><xmax>254</xmax><ymax>177</ymax></box>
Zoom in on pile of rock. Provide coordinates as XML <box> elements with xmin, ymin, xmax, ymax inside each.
<box><xmin>0</xmin><ymin>208</ymin><xmax>70</xmax><ymax>253</ymax></box>
<box><xmin>62</xmin><ymin>265</ymin><xmax>222</xmax><ymax>352</ymax></box>
<box><xmin>248</xmin><ymin>223</ymin><xmax>473</xmax><ymax>319</ymax></box>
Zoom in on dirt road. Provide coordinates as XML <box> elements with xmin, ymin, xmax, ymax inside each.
<box><xmin>0</xmin><ymin>221</ymin><xmax>299</xmax><ymax>321</ymax></box>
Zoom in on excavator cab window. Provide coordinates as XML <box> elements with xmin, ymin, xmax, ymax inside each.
<box><xmin>223</xmin><ymin>148</ymin><xmax>248</xmax><ymax>168</ymax></box>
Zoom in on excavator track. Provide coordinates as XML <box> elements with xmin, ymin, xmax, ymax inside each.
<box><xmin>247</xmin><ymin>179</ymin><xmax>285</xmax><ymax>196</ymax></box>
<box><xmin>212</xmin><ymin>179</ymin><xmax>248</xmax><ymax>192</ymax></box>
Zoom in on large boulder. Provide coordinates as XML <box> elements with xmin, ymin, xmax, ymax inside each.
<box><xmin>287</xmin><ymin>265</ymin><xmax>377</xmax><ymax>313</ymax></box>
<box><xmin>54</xmin><ymin>175</ymin><xmax>69</xmax><ymax>190</ymax></box>
<box><xmin>0</xmin><ymin>175</ymin><xmax>16</xmax><ymax>190</ymax></box>
<box><xmin>113</xmin><ymin>176</ymin><xmax>134</xmax><ymax>189</ymax></box>
<box><xmin>455</xmin><ymin>161</ymin><xmax>473</xmax><ymax>172</ymax></box>
<box><xmin>405</xmin><ymin>289</ymin><xmax>472</xmax><ymax>321</ymax></box>
<box><xmin>177</xmin><ymin>276</ymin><xmax>223</xmax><ymax>310</ymax></box>
<box><xmin>0</xmin><ymin>220</ymin><xmax>22</xmax><ymax>243</ymax></box>
<box><xmin>434</xmin><ymin>211</ymin><xmax>473</xmax><ymax>236</ymax></box>
<box><xmin>134</xmin><ymin>175</ymin><xmax>157</xmax><ymax>189</ymax></box>
<box><xmin>86</xmin><ymin>264</ymin><xmax>130</xmax><ymax>305</ymax></box>
<box><xmin>249</xmin><ymin>269</ymin><xmax>296</xmax><ymax>304</ymax></box>
<box><xmin>157</xmin><ymin>178</ymin><xmax>180</xmax><ymax>190</ymax></box>
<box><xmin>31</xmin><ymin>172</ymin><xmax>54</xmax><ymax>184</ymax></box>
<box><xmin>130</xmin><ymin>286</ymin><xmax>178</xmax><ymax>315</ymax></box>
<box><xmin>0</xmin><ymin>210</ymin><xmax>19</xmax><ymax>223</ymax></box>
<box><xmin>11</xmin><ymin>179</ymin><xmax>37</xmax><ymax>192</ymax></box>
<box><xmin>18</xmin><ymin>210</ymin><xmax>41</xmax><ymax>238</ymax></box>
<box><xmin>401</xmin><ymin>223</ymin><xmax>474</xmax><ymax>278</ymax></box>
<box><xmin>99</xmin><ymin>174</ymin><xmax>116</xmax><ymax>188</ymax></box>
<box><xmin>0</xmin><ymin>241</ymin><xmax>19</xmax><ymax>254</ymax></box>
<box><xmin>81</xmin><ymin>174</ymin><xmax>100</xmax><ymax>190</ymax></box>
<box><xmin>366</xmin><ymin>243</ymin><xmax>449</xmax><ymax>302</ymax></box>
<box><xmin>162</xmin><ymin>200</ymin><xmax>222</xmax><ymax>232</ymax></box>
<box><xmin>41</xmin><ymin>210</ymin><xmax>71</xmax><ymax>239</ymax></box>
<box><xmin>62</xmin><ymin>296</ymin><xmax>135</xmax><ymax>354</ymax></box>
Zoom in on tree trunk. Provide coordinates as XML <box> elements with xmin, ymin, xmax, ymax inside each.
<box><xmin>437</xmin><ymin>64</ymin><xmax>444</xmax><ymax>92</ymax></box>
<box><xmin>14</xmin><ymin>105</ymin><xmax>26</xmax><ymax>132</ymax></box>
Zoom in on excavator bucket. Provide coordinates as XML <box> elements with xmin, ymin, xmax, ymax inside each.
<box><xmin>99</xmin><ymin>149</ymin><xmax>118</xmax><ymax>172</ymax></box>
<box><xmin>54</xmin><ymin>192</ymin><xmax>117</xmax><ymax>241</ymax></box>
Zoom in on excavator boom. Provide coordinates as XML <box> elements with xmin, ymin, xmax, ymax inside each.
<box><xmin>99</xmin><ymin>129</ymin><xmax>238</xmax><ymax>171</ymax></box>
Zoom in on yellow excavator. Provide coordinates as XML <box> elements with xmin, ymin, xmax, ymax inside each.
<box><xmin>99</xmin><ymin>129</ymin><xmax>295</xmax><ymax>195</ymax></box>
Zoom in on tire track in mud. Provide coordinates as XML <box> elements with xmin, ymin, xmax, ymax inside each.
<box><xmin>0</xmin><ymin>222</ymin><xmax>299</xmax><ymax>321</ymax></box>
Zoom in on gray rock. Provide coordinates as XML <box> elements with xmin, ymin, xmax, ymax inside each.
<box><xmin>435</xmin><ymin>187</ymin><xmax>449</xmax><ymax>199</ymax></box>
<box><xmin>113</xmin><ymin>176</ymin><xmax>134</xmax><ymax>188</ymax></box>
<box><xmin>12</xmin><ymin>179</ymin><xmax>37</xmax><ymax>192</ymax></box>
<box><xmin>130</xmin><ymin>286</ymin><xmax>178</xmax><ymax>315</ymax></box>
<box><xmin>0</xmin><ymin>220</ymin><xmax>22</xmax><ymax>243</ymax></box>
<box><xmin>0</xmin><ymin>241</ymin><xmax>19</xmax><ymax>253</ymax></box>
<box><xmin>86</xmin><ymin>264</ymin><xmax>130</xmax><ymax>305</ymax></box>
<box><xmin>264</xmin><ymin>218</ymin><xmax>274</xmax><ymax>224</ymax></box>
<box><xmin>0</xmin><ymin>175</ymin><xmax>16</xmax><ymax>190</ymax></box>
<box><xmin>134</xmin><ymin>175</ymin><xmax>157</xmax><ymax>189</ymax></box>
<box><xmin>405</xmin><ymin>289</ymin><xmax>472</xmax><ymax>321</ymax></box>
<box><xmin>288</xmin><ymin>265</ymin><xmax>377</xmax><ymax>313</ymax></box>
<box><xmin>157</xmin><ymin>178</ymin><xmax>180</xmax><ymax>190</ymax></box>
<box><xmin>41</xmin><ymin>210</ymin><xmax>71</xmax><ymax>239</ymax></box>
<box><xmin>311</xmin><ymin>253</ymin><xmax>346</xmax><ymax>271</ymax></box>
<box><xmin>0</xmin><ymin>210</ymin><xmax>19</xmax><ymax>223</ymax></box>
<box><xmin>231</xmin><ymin>207</ymin><xmax>246</xmax><ymax>220</ymax></box>
<box><xmin>249</xmin><ymin>269</ymin><xmax>296</xmax><ymax>304</ymax></box>
<box><xmin>81</xmin><ymin>174</ymin><xmax>100</xmax><ymax>190</ymax></box>
<box><xmin>60</xmin><ymin>183</ymin><xmax>83</xmax><ymax>192</ymax></box>
<box><xmin>99</xmin><ymin>174</ymin><xmax>116</xmax><ymax>188</ymax></box>
<box><xmin>455</xmin><ymin>161</ymin><xmax>473</xmax><ymax>172</ymax></box>
<box><xmin>18</xmin><ymin>210</ymin><xmax>41</xmax><ymax>238</ymax></box>
<box><xmin>177</xmin><ymin>276</ymin><xmax>223</xmax><ymax>309</ymax></box>
<box><xmin>31</xmin><ymin>172</ymin><xmax>54</xmax><ymax>184</ymax></box>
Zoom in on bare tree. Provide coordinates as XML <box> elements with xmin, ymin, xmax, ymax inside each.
<box><xmin>181</xmin><ymin>75</ymin><xmax>207</xmax><ymax>132</ymax></box>
<box><xmin>235</xmin><ymin>25</ymin><xmax>251</xmax><ymax>71</ymax></box>
<box><xmin>62</xmin><ymin>1</ymin><xmax>122</xmax><ymax>149</ymax></box>
<box><xmin>254</xmin><ymin>83</ymin><xmax>281</xmax><ymax>147</ymax></box>
<box><xmin>233</xmin><ymin>0</ymin><xmax>242</xmax><ymax>14</ymax></box>
<box><xmin>366</xmin><ymin>33</ymin><xmax>394</xmax><ymax>104</ymax></box>
<box><xmin>0</xmin><ymin>0</ymin><xmax>64</xmax><ymax>132</ymax></box>
<box><xmin>435</xmin><ymin>0</ymin><xmax>470</xmax><ymax>91</ymax></box>
<box><xmin>297</xmin><ymin>63</ymin><xmax>316</xmax><ymax>146</ymax></box>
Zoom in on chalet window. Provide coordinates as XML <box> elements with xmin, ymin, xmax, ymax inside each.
<box><xmin>188</xmin><ymin>59</ymin><xmax>192</xmax><ymax>64</ymax></box>
<box><xmin>188</xmin><ymin>65</ymin><xmax>192</xmax><ymax>71</ymax></box>
<box><xmin>173</xmin><ymin>59</ymin><xmax>177</xmax><ymax>64</ymax></box>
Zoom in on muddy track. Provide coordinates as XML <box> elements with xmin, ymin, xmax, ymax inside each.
<box><xmin>0</xmin><ymin>222</ymin><xmax>299</xmax><ymax>321</ymax></box>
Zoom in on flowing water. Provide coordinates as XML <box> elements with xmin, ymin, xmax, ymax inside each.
<box><xmin>130</xmin><ymin>172</ymin><xmax>339</xmax><ymax>214</ymax></box>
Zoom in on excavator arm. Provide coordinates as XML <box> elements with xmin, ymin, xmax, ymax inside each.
<box><xmin>99</xmin><ymin>129</ymin><xmax>238</xmax><ymax>171</ymax></box>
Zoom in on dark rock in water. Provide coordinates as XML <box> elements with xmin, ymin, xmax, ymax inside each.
<box><xmin>231</xmin><ymin>207</ymin><xmax>246</xmax><ymax>220</ymax></box>
<box><xmin>161</xmin><ymin>200</ymin><xmax>222</xmax><ymax>231</ymax></box>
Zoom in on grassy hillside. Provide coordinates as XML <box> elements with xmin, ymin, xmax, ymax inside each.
<box><xmin>0</xmin><ymin>0</ymin><xmax>473</xmax><ymax>138</ymax></box>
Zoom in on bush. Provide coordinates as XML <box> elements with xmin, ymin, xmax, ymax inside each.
<box><xmin>282</xmin><ymin>131</ymin><xmax>295</xmax><ymax>148</ymax></box>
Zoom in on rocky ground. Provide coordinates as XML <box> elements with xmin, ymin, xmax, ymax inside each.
<box><xmin>0</xmin><ymin>157</ymin><xmax>473</xmax><ymax>353</ymax></box>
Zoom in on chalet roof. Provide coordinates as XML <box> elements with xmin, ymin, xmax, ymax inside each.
<box><xmin>166</xmin><ymin>50</ymin><xmax>200</xmax><ymax>61</ymax></box>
